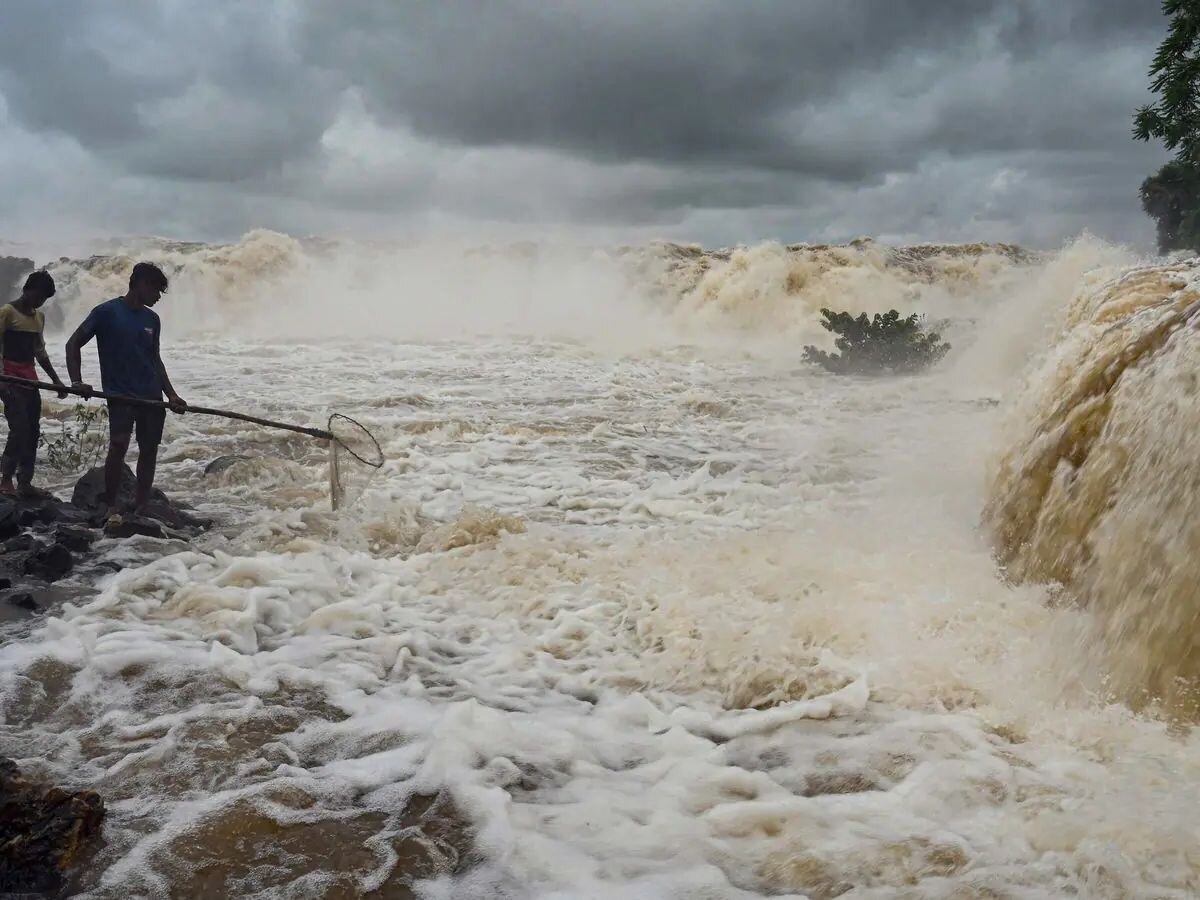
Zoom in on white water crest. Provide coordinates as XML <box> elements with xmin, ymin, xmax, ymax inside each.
<box><xmin>3</xmin><ymin>233</ymin><xmax>1198</xmax><ymax>898</ymax></box>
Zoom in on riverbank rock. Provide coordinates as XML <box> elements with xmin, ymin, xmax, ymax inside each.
<box><xmin>0</xmin><ymin>757</ymin><xmax>105</xmax><ymax>893</ymax></box>
<box><xmin>0</xmin><ymin>470</ymin><xmax>205</xmax><ymax>621</ymax></box>
<box><xmin>0</xmin><ymin>499</ymin><xmax>83</xmax><ymax>592</ymax></box>
<box><xmin>103</xmin><ymin>514</ymin><xmax>167</xmax><ymax>540</ymax></box>
<box><xmin>5</xmin><ymin>541</ymin><xmax>74</xmax><ymax>582</ymax></box>
<box><xmin>72</xmin><ymin>465</ymin><xmax>208</xmax><ymax>531</ymax></box>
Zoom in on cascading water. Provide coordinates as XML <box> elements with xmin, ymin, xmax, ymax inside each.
<box><xmin>2</xmin><ymin>231</ymin><xmax>1197</xmax><ymax>898</ymax></box>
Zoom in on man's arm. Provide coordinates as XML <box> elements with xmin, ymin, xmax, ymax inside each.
<box><xmin>65</xmin><ymin>314</ymin><xmax>99</xmax><ymax>395</ymax></box>
<box><xmin>35</xmin><ymin>349</ymin><xmax>68</xmax><ymax>397</ymax></box>
<box><xmin>152</xmin><ymin>324</ymin><xmax>186</xmax><ymax>412</ymax></box>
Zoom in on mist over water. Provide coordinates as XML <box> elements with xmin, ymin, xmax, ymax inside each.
<box><xmin>3</xmin><ymin>232</ymin><xmax>1199</xmax><ymax>897</ymax></box>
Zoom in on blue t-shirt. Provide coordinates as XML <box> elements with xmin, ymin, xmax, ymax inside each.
<box><xmin>81</xmin><ymin>298</ymin><xmax>162</xmax><ymax>400</ymax></box>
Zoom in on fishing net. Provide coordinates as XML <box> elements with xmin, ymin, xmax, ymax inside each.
<box><xmin>328</xmin><ymin>413</ymin><xmax>384</xmax><ymax>509</ymax></box>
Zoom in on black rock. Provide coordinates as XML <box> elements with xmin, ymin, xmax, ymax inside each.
<box><xmin>4</xmin><ymin>591</ymin><xmax>38</xmax><ymax>612</ymax></box>
<box><xmin>72</xmin><ymin>465</ymin><xmax>206</xmax><ymax>531</ymax></box>
<box><xmin>13</xmin><ymin>498</ymin><xmax>67</xmax><ymax>528</ymax></box>
<box><xmin>72</xmin><ymin>465</ymin><xmax>165</xmax><ymax>513</ymax></box>
<box><xmin>3</xmin><ymin>534</ymin><xmax>35</xmax><ymax>553</ymax></box>
<box><xmin>0</xmin><ymin>576</ymin><xmax>11</xmax><ymax>590</ymax></box>
<box><xmin>53</xmin><ymin>525</ymin><xmax>96</xmax><ymax>554</ymax></box>
<box><xmin>0</xmin><ymin>501</ymin><xmax>21</xmax><ymax>540</ymax></box>
<box><xmin>0</xmin><ymin>757</ymin><xmax>105</xmax><ymax>893</ymax></box>
<box><xmin>9</xmin><ymin>496</ymin><xmax>89</xmax><ymax>527</ymax></box>
<box><xmin>103</xmin><ymin>516</ymin><xmax>166</xmax><ymax>540</ymax></box>
<box><xmin>6</xmin><ymin>542</ymin><xmax>74</xmax><ymax>582</ymax></box>
<box><xmin>204</xmin><ymin>454</ymin><xmax>250</xmax><ymax>475</ymax></box>
<box><xmin>45</xmin><ymin>499</ymin><xmax>91</xmax><ymax>525</ymax></box>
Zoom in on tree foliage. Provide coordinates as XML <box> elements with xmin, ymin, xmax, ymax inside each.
<box><xmin>1134</xmin><ymin>2</ymin><xmax>1200</xmax><ymax>252</ymax></box>
<box><xmin>803</xmin><ymin>309</ymin><xmax>950</xmax><ymax>375</ymax></box>
<box><xmin>1141</xmin><ymin>159</ymin><xmax>1200</xmax><ymax>252</ymax></box>
<box><xmin>1134</xmin><ymin>1</ymin><xmax>1200</xmax><ymax>165</ymax></box>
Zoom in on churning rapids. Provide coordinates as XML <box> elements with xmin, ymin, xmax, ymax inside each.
<box><xmin>2</xmin><ymin>231</ymin><xmax>1198</xmax><ymax>898</ymax></box>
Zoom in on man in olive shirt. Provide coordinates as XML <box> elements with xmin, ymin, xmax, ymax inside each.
<box><xmin>0</xmin><ymin>271</ymin><xmax>68</xmax><ymax>497</ymax></box>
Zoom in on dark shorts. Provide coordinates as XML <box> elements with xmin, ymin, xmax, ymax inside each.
<box><xmin>108</xmin><ymin>402</ymin><xmax>166</xmax><ymax>450</ymax></box>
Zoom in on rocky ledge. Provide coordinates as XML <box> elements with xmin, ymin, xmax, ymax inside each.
<box><xmin>0</xmin><ymin>464</ymin><xmax>207</xmax><ymax>622</ymax></box>
<box><xmin>0</xmin><ymin>757</ymin><xmax>106</xmax><ymax>894</ymax></box>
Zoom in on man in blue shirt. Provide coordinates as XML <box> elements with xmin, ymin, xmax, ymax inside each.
<box><xmin>66</xmin><ymin>262</ymin><xmax>187</xmax><ymax>516</ymax></box>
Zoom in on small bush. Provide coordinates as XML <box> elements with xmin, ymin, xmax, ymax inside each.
<box><xmin>40</xmin><ymin>404</ymin><xmax>108</xmax><ymax>473</ymax></box>
<box><xmin>803</xmin><ymin>308</ymin><xmax>950</xmax><ymax>375</ymax></box>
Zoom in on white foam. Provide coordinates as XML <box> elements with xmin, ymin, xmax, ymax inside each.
<box><xmin>2</xmin><ymin>238</ymin><xmax>1198</xmax><ymax>897</ymax></box>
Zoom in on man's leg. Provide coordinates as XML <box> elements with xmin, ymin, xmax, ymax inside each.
<box><xmin>1</xmin><ymin>389</ymin><xmax>21</xmax><ymax>493</ymax></box>
<box><xmin>134</xmin><ymin>444</ymin><xmax>158</xmax><ymax>512</ymax></box>
<box><xmin>133</xmin><ymin>408</ymin><xmax>165</xmax><ymax>513</ymax></box>
<box><xmin>16</xmin><ymin>390</ymin><xmax>41</xmax><ymax>492</ymax></box>
<box><xmin>104</xmin><ymin>403</ymin><xmax>133</xmax><ymax>510</ymax></box>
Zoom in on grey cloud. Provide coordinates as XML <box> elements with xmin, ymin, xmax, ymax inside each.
<box><xmin>298</xmin><ymin>1</ymin><xmax>1006</xmax><ymax>173</ymax></box>
<box><xmin>0</xmin><ymin>0</ymin><xmax>1177</xmax><ymax>249</ymax></box>
<box><xmin>0</xmin><ymin>2</ymin><xmax>165</xmax><ymax>144</ymax></box>
<box><xmin>0</xmin><ymin>1</ymin><xmax>340</xmax><ymax>181</ymax></box>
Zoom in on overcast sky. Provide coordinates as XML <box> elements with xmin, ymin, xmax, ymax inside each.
<box><xmin>0</xmin><ymin>1</ymin><xmax>1172</xmax><ymax>251</ymax></box>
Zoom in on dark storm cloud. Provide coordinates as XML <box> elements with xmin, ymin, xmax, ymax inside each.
<box><xmin>296</xmin><ymin>1</ymin><xmax>1166</xmax><ymax>176</ymax></box>
<box><xmin>298</xmin><ymin>1</ymin><xmax>1006</xmax><ymax>174</ymax></box>
<box><xmin>0</xmin><ymin>0</ymin><xmax>1174</xmax><ymax>248</ymax></box>
<box><xmin>0</xmin><ymin>1</ymin><xmax>340</xmax><ymax>182</ymax></box>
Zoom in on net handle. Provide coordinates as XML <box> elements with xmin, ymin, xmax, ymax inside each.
<box><xmin>0</xmin><ymin>374</ymin><xmax>334</xmax><ymax>441</ymax></box>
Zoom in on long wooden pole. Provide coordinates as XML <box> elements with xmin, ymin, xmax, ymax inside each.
<box><xmin>0</xmin><ymin>374</ymin><xmax>334</xmax><ymax>441</ymax></box>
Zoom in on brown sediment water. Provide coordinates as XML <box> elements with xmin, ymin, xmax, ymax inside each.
<box><xmin>986</xmin><ymin>258</ymin><xmax>1200</xmax><ymax>716</ymax></box>
<box><xmin>1</xmin><ymin>233</ymin><xmax>1197</xmax><ymax>898</ymax></box>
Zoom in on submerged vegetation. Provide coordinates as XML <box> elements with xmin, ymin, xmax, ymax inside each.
<box><xmin>803</xmin><ymin>308</ymin><xmax>950</xmax><ymax>375</ymax></box>
<box><xmin>39</xmin><ymin>404</ymin><xmax>108</xmax><ymax>473</ymax></box>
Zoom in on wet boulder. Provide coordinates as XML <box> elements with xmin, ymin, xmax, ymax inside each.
<box><xmin>52</xmin><ymin>525</ymin><xmax>96</xmax><ymax>554</ymax></box>
<box><xmin>0</xmin><ymin>757</ymin><xmax>105</xmax><ymax>893</ymax></box>
<box><xmin>0</xmin><ymin>500</ymin><xmax>21</xmax><ymax>540</ymax></box>
<box><xmin>27</xmin><ymin>542</ymin><xmax>74</xmax><ymax>581</ymax></box>
<box><xmin>73</xmin><ymin>465</ymin><xmax>208</xmax><ymax>530</ymax></box>
<box><xmin>2</xmin><ymin>541</ymin><xmax>74</xmax><ymax>582</ymax></box>
<box><xmin>204</xmin><ymin>454</ymin><xmax>250</xmax><ymax>475</ymax></box>
<box><xmin>4</xmin><ymin>590</ymin><xmax>38</xmax><ymax>612</ymax></box>
<box><xmin>103</xmin><ymin>515</ymin><xmax>167</xmax><ymax>540</ymax></box>
<box><xmin>0</xmin><ymin>495</ymin><xmax>90</xmax><ymax>531</ymax></box>
<box><xmin>2</xmin><ymin>533</ymin><xmax>36</xmax><ymax>553</ymax></box>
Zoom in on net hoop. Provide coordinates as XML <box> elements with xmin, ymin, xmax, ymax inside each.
<box><xmin>328</xmin><ymin>413</ymin><xmax>384</xmax><ymax>468</ymax></box>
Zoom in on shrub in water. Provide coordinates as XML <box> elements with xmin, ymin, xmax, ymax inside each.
<box><xmin>803</xmin><ymin>308</ymin><xmax>950</xmax><ymax>375</ymax></box>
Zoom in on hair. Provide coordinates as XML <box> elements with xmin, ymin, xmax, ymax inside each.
<box><xmin>22</xmin><ymin>270</ymin><xmax>56</xmax><ymax>298</ymax></box>
<box><xmin>129</xmin><ymin>261</ymin><xmax>169</xmax><ymax>292</ymax></box>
